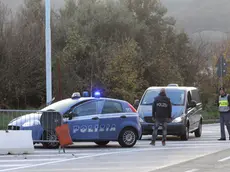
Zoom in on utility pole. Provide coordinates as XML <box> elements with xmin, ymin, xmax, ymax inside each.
<box><xmin>45</xmin><ymin>0</ymin><xmax>52</xmax><ymax>105</ymax></box>
<box><xmin>90</xmin><ymin>55</ymin><xmax>93</xmax><ymax>97</ymax></box>
<box><xmin>217</xmin><ymin>54</ymin><xmax>227</xmax><ymax>87</ymax></box>
<box><xmin>220</xmin><ymin>54</ymin><xmax>223</xmax><ymax>87</ymax></box>
<box><xmin>57</xmin><ymin>57</ymin><xmax>62</xmax><ymax>101</ymax></box>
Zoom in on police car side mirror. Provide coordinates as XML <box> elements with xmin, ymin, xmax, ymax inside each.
<box><xmin>134</xmin><ymin>99</ymin><xmax>140</xmax><ymax>109</ymax></box>
<box><xmin>68</xmin><ymin>112</ymin><xmax>73</xmax><ymax>120</ymax></box>
<box><xmin>63</xmin><ymin>113</ymin><xmax>69</xmax><ymax>118</ymax></box>
<box><xmin>63</xmin><ymin>112</ymin><xmax>73</xmax><ymax>120</ymax></box>
<box><xmin>190</xmin><ymin>100</ymin><xmax>197</xmax><ymax>108</ymax></box>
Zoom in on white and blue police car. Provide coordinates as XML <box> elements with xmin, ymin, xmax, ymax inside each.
<box><xmin>8</xmin><ymin>92</ymin><xmax>142</xmax><ymax>148</ymax></box>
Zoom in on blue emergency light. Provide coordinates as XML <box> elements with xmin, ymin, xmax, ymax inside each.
<box><xmin>82</xmin><ymin>91</ymin><xmax>89</xmax><ymax>97</ymax></box>
<box><xmin>94</xmin><ymin>91</ymin><xmax>101</xmax><ymax>98</ymax></box>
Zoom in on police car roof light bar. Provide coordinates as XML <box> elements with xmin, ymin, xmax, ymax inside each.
<box><xmin>72</xmin><ymin>92</ymin><xmax>81</xmax><ymax>99</ymax></box>
<box><xmin>94</xmin><ymin>91</ymin><xmax>101</xmax><ymax>98</ymax></box>
<box><xmin>83</xmin><ymin>91</ymin><xmax>89</xmax><ymax>97</ymax></box>
<box><xmin>167</xmin><ymin>84</ymin><xmax>179</xmax><ymax>87</ymax></box>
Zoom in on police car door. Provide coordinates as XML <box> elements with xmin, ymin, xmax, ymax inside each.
<box><xmin>66</xmin><ymin>100</ymin><xmax>104</xmax><ymax>141</ymax></box>
<box><xmin>98</xmin><ymin>100</ymin><xmax>124</xmax><ymax>140</ymax></box>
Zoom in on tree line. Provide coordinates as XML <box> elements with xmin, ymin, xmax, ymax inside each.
<box><xmin>0</xmin><ymin>0</ymin><xmax>224</xmax><ymax>109</ymax></box>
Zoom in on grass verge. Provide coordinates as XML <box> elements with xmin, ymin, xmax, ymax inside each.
<box><xmin>0</xmin><ymin>111</ymin><xmax>32</xmax><ymax>130</ymax></box>
<box><xmin>202</xmin><ymin>109</ymin><xmax>219</xmax><ymax>124</ymax></box>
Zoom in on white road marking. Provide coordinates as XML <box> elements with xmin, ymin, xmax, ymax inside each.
<box><xmin>0</xmin><ymin>154</ymin><xmax>89</xmax><ymax>158</ymax></box>
<box><xmin>1</xmin><ymin>145</ymin><xmax>218</xmax><ymax>160</ymax></box>
<box><xmin>147</xmin><ymin>149</ymin><xmax>224</xmax><ymax>172</ymax></box>
<box><xmin>218</xmin><ymin>156</ymin><xmax>230</xmax><ymax>162</ymax></box>
<box><xmin>138</xmin><ymin>143</ymin><xmax>230</xmax><ymax>147</ymax></box>
<box><xmin>140</xmin><ymin>140</ymin><xmax>228</xmax><ymax>143</ymax></box>
<box><xmin>0</xmin><ymin>159</ymin><xmax>66</xmax><ymax>162</ymax></box>
<box><xmin>1</xmin><ymin>145</ymin><xmax>219</xmax><ymax>160</ymax></box>
<box><xmin>185</xmin><ymin>169</ymin><xmax>199</xmax><ymax>172</ymax></box>
<box><xmin>0</xmin><ymin>146</ymin><xmax>225</xmax><ymax>172</ymax></box>
<box><xmin>0</xmin><ymin>165</ymin><xmax>30</xmax><ymax>167</ymax></box>
<box><xmin>20</xmin><ymin>160</ymin><xmax>159</xmax><ymax>165</ymax></box>
<box><xmin>34</xmin><ymin>145</ymin><xmax>223</xmax><ymax>154</ymax></box>
<box><xmin>168</xmin><ymin>140</ymin><xmax>228</xmax><ymax>143</ymax></box>
<box><xmin>12</xmin><ymin>167</ymin><xmax>157</xmax><ymax>171</ymax></box>
<box><xmin>34</xmin><ymin>150</ymin><xmax>94</xmax><ymax>154</ymax></box>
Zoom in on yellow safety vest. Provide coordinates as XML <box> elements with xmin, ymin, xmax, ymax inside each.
<box><xmin>219</xmin><ymin>94</ymin><xmax>230</xmax><ymax>112</ymax></box>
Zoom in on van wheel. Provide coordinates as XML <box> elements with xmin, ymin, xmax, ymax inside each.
<box><xmin>195</xmin><ymin>120</ymin><xmax>202</xmax><ymax>137</ymax></box>
<box><xmin>118</xmin><ymin>128</ymin><xmax>137</xmax><ymax>147</ymax></box>
<box><xmin>180</xmin><ymin>125</ymin><xmax>189</xmax><ymax>141</ymax></box>
<box><xmin>95</xmin><ymin>141</ymin><xmax>109</xmax><ymax>146</ymax></box>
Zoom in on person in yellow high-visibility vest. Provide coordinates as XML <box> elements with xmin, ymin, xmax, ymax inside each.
<box><xmin>218</xmin><ymin>87</ymin><xmax>230</xmax><ymax>140</ymax></box>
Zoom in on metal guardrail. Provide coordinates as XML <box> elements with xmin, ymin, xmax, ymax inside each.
<box><xmin>0</xmin><ymin>109</ymin><xmax>63</xmax><ymax>148</ymax></box>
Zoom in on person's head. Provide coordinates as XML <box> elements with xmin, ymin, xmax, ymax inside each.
<box><xmin>219</xmin><ymin>87</ymin><xmax>226</xmax><ymax>96</ymax></box>
<box><xmin>159</xmin><ymin>88</ymin><xmax>166</xmax><ymax>96</ymax></box>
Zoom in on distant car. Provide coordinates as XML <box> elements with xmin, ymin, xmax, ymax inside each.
<box><xmin>136</xmin><ymin>84</ymin><xmax>203</xmax><ymax>140</ymax></box>
<box><xmin>8</xmin><ymin>92</ymin><xmax>142</xmax><ymax>148</ymax></box>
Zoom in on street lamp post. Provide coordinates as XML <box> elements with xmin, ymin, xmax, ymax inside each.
<box><xmin>45</xmin><ymin>0</ymin><xmax>52</xmax><ymax>105</ymax></box>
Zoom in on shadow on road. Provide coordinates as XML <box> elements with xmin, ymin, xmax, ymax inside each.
<box><xmin>34</xmin><ymin>135</ymin><xmax>198</xmax><ymax>150</ymax></box>
<box><xmin>34</xmin><ymin>144</ymin><xmax>126</xmax><ymax>150</ymax></box>
<box><xmin>141</xmin><ymin>135</ymin><xmax>197</xmax><ymax>141</ymax></box>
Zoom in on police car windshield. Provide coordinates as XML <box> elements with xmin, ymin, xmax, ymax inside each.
<box><xmin>141</xmin><ymin>89</ymin><xmax>185</xmax><ymax>106</ymax></box>
<box><xmin>41</xmin><ymin>98</ymin><xmax>80</xmax><ymax>114</ymax></box>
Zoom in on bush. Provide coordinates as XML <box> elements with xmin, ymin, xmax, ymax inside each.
<box><xmin>202</xmin><ymin>109</ymin><xmax>219</xmax><ymax>120</ymax></box>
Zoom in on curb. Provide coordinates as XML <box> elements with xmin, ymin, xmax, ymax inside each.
<box><xmin>203</xmin><ymin>119</ymin><xmax>220</xmax><ymax>124</ymax></box>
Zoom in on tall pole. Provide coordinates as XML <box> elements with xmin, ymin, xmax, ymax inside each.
<box><xmin>220</xmin><ymin>55</ymin><xmax>223</xmax><ymax>87</ymax></box>
<box><xmin>57</xmin><ymin>58</ymin><xmax>62</xmax><ymax>101</ymax></box>
<box><xmin>45</xmin><ymin>0</ymin><xmax>52</xmax><ymax>105</ymax></box>
<box><xmin>90</xmin><ymin>56</ymin><xmax>93</xmax><ymax>97</ymax></box>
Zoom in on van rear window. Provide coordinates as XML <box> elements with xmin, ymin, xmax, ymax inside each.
<box><xmin>141</xmin><ymin>89</ymin><xmax>185</xmax><ymax>106</ymax></box>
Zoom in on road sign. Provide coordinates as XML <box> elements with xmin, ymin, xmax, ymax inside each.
<box><xmin>216</xmin><ymin>55</ymin><xmax>227</xmax><ymax>77</ymax></box>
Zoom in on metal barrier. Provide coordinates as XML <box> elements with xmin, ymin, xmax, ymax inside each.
<box><xmin>0</xmin><ymin>109</ymin><xmax>63</xmax><ymax>148</ymax></box>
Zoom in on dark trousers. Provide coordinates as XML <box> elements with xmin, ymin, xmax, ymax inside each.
<box><xmin>220</xmin><ymin>112</ymin><xmax>230</xmax><ymax>139</ymax></box>
<box><xmin>152</xmin><ymin>120</ymin><xmax>167</xmax><ymax>142</ymax></box>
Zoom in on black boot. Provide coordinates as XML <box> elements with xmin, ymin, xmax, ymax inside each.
<box><xmin>150</xmin><ymin>141</ymin><xmax>155</xmax><ymax>146</ymax></box>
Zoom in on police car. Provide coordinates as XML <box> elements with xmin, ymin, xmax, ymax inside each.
<box><xmin>8</xmin><ymin>92</ymin><xmax>142</xmax><ymax>148</ymax></box>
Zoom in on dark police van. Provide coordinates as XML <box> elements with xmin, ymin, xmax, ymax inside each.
<box><xmin>136</xmin><ymin>84</ymin><xmax>203</xmax><ymax>140</ymax></box>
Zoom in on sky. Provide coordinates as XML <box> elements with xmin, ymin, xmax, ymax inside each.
<box><xmin>0</xmin><ymin>0</ymin><xmax>65</xmax><ymax>10</ymax></box>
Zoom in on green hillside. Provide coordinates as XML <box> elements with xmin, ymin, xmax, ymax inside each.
<box><xmin>161</xmin><ymin>0</ymin><xmax>230</xmax><ymax>40</ymax></box>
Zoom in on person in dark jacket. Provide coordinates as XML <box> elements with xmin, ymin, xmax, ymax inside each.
<box><xmin>150</xmin><ymin>88</ymin><xmax>172</xmax><ymax>146</ymax></box>
<box><xmin>217</xmin><ymin>87</ymin><xmax>230</xmax><ymax>140</ymax></box>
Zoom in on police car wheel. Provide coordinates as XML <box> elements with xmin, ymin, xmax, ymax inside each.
<box><xmin>95</xmin><ymin>141</ymin><xmax>110</xmax><ymax>146</ymax></box>
<box><xmin>42</xmin><ymin>130</ymin><xmax>59</xmax><ymax>149</ymax></box>
<box><xmin>118</xmin><ymin>128</ymin><xmax>137</xmax><ymax>147</ymax></box>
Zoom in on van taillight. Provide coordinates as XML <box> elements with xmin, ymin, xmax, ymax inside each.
<box><xmin>128</xmin><ymin>103</ymin><xmax>137</xmax><ymax>112</ymax></box>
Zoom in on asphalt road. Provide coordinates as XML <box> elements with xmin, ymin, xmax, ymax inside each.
<box><xmin>1</xmin><ymin>123</ymin><xmax>230</xmax><ymax>172</ymax></box>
